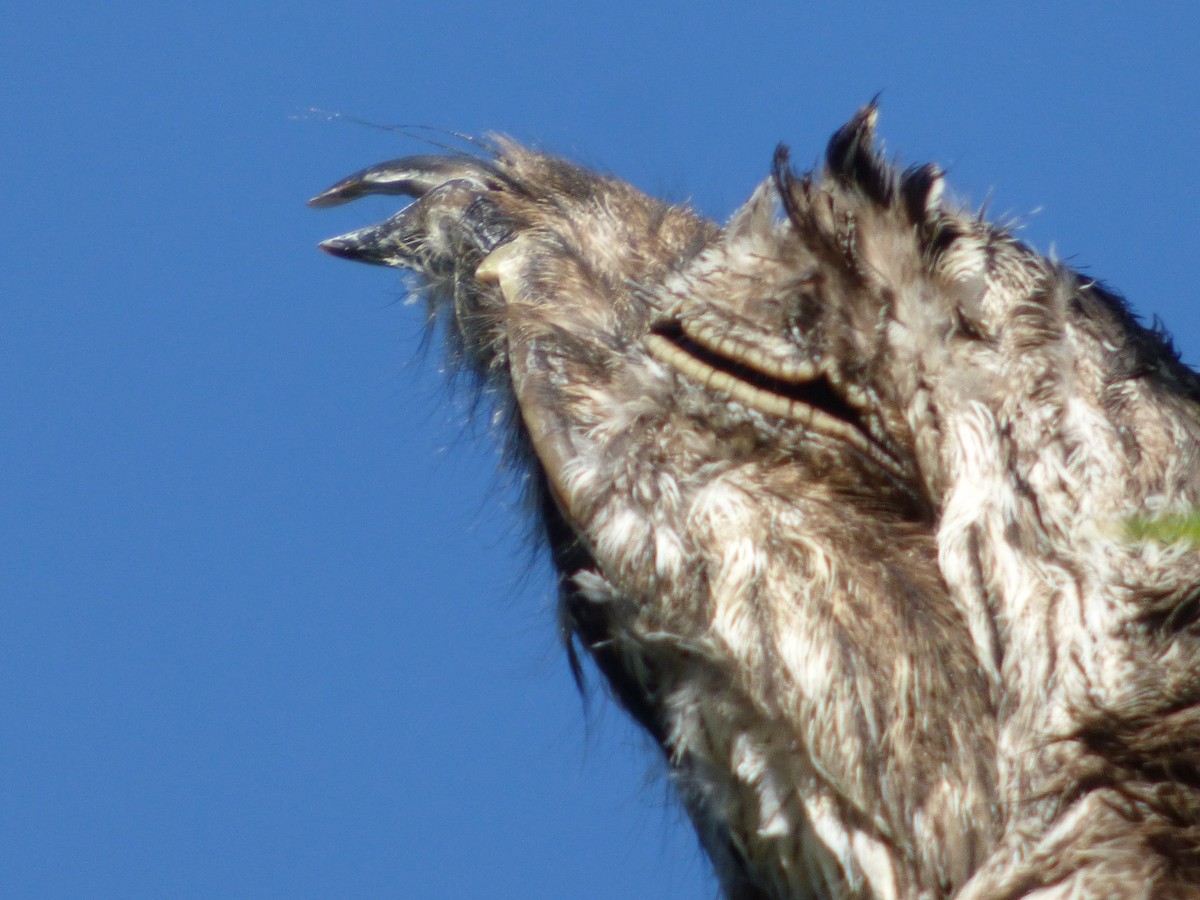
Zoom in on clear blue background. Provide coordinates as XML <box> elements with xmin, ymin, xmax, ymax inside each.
<box><xmin>3</xmin><ymin>3</ymin><xmax>1197</xmax><ymax>897</ymax></box>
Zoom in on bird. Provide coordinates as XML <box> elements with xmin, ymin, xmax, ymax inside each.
<box><xmin>311</xmin><ymin>104</ymin><xmax>1200</xmax><ymax>898</ymax></box>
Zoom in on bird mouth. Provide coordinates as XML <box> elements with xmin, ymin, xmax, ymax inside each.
<box><xmin>645</xmin><ymin>320</ymin><xmax>900</xmax><ymax>473</ymax></box>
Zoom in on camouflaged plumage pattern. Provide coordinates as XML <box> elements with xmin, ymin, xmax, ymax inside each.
<box><xmin>312</xmin><ymin>104</ymin><xmax>1200</xmax><ymax>898</ymax></box>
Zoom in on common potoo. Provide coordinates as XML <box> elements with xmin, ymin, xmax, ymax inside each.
<box><xmin>311</xmin><ymin>105</ymin><xmax>1200</xmax><ymax>898</ymax></box>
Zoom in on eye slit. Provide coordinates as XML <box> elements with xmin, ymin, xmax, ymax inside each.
<box><xmin>646</xmin><ymin>321</ymin><xmax>864</xmax><ymax>429</ymax></box>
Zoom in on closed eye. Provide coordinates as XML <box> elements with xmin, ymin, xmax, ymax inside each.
<box><xmin>644</xmin><ymin>321</ymin><xmax>903</xmax><ymax>479</ymax></box>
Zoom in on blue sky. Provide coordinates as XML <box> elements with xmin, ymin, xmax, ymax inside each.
<box><xmin>2</xmin><ymin>3</ymin><xmax>1197</xmax><ymax>897</ymax></box>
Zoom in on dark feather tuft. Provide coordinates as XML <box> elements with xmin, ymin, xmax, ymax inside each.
<box><xmin>825</xmin><ymin>100</ymin><xmax>894</xmax><ymax>206</ymax></box>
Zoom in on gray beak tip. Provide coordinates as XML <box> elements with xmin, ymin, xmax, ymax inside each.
<box><xmin>317</xmin><ymin>236</ymin><xmax>364</xmax><ymax>259</ymax></box>
<box><xmin>308</xmin><ymin>183</ymin><xmax>356</xmax><ymax>208</ymax></box>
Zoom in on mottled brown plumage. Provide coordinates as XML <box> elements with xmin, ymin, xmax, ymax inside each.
<box><xmin>311</xmin><ymin>105</ymin><xmax>1200</xmax><ymax>898</ymax></box>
